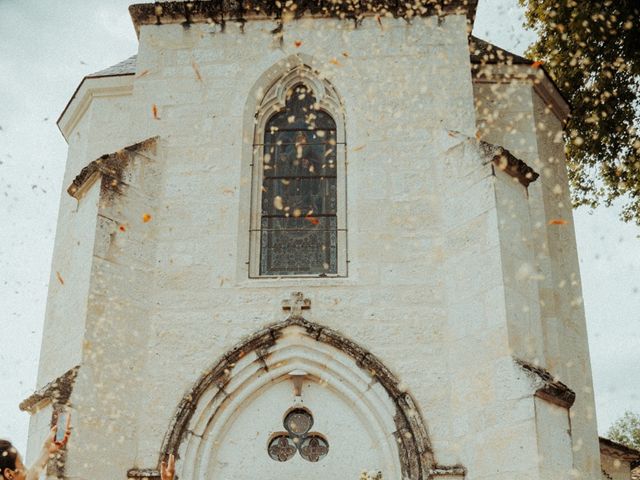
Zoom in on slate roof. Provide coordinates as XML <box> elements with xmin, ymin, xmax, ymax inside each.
<box><xmin>469</xmin><ymin>36</ymin><xmax>532</xmax><ymax>65</ymax></box>
<box><xmin>87</xmin><ymin>55</ymin><xmax>138</xmax><ymax>78</ymax></box>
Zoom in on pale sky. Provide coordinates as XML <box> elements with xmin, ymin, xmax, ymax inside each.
<box><xmin>1</xmin><ymin>0</ymin><xmax>639</xmax><ymax>456</ymax></box>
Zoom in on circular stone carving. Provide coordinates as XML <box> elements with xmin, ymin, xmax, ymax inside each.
<box><xmin>268</xmin><ymin>435</ymin><xmax>296</xmax><ymax>462</ymax></box>
<box><xmin>299</xmin><ymin>435</ymin><xmax>329</xmax><ymax>462</ymax></box>
<box><xmin>284</xmin><ymin>408</ymin><xmax>314</xmax><ymax>435</ymax></box>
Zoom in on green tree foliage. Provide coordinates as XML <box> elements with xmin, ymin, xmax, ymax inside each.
<box><xmin>519</xmin><ymin>0</ymin><xmax>640</xmax><ymax>224</ymax></box>
<box><xmin>607</xmin><ymin>411</ymin><xmax>640</xmax><ymax>450</ymax></box>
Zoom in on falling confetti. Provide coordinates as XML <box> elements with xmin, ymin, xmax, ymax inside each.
<box><xmin>273</xmin><ymin>196</ymin><xmax>284</xmax><ymax>210</ymax></box>
<box><xmin>531</xmin><ymin>61</ymin><xmax>543</xmax><ymax>69</ymax></box>
<box><xmin>136</xmin><ymin>69</ymin><xmax>150</xmax><ymax>78</ymax></box>
<box><xmin>352</xmin><ymin>145</ymin><xmax>365</xmax><ymax>151</ymax></box>
<box><xmin>152</xmin><ymin>104</ymin><xmax>160</xmax><ymax>119</ymax></box>
<box><xmin>142</xmin><ymin>213</ymin><xmax>152</xmax><ymax>223</ymax></box>
<box><xmin>294</xmin><ymin>40</ymin><xmax>303</xmax><ymax>48</ymax></box>
<box><xmin>119</xmin><ymin>225</ymin><xmax>127</xmax><ymax>232</ymax></box>
<box><xmin>548</xmin><ymin>219</ymin><xmax>568</xmax><ymax>225</ymax></box>
<box><xmin>192</xmin><ymin>61</ymin><xmax>203</xmax><ymax>82</ymax></box>
<box><xmin>56</xmin><ymin>272</ymin><xmax>64</xmax><ymax>285</ymax></box>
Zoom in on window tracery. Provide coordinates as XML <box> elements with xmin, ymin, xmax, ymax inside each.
<box><xmin>249</xmin><ymin>66</ymin><xmax>347</xmax><ymax>277</ymax></box>
<box><xmin>268</xmin><ymin>407</ymin><xmax>329</xmax><ymax>463</ymax></box>
<box><xmin>260</xmin><ymin>85</ymin><xmax>338</xmax><ymax>275</ymax></box>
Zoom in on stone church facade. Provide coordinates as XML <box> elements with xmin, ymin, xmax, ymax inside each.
<box><xmin>21</xmin><ymin>0</ymin><xmax>611</xmax><ymax>478</ymax></box>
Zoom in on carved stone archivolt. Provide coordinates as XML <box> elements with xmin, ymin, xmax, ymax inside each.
<box><xmin>144</xmin><ymin>307</ymin><xmax>466</xmax><ymax>479</ymax></box>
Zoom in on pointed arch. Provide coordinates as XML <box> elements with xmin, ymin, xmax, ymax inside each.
<box><xmin>159</xmin><ymin>317</ymin><xmax>437</xmax><ymax>479</ymax></box>
<box><xmin>240</xmin><ymin>57</ymin><xmax>348</xmax><ymax>277</ymax></box>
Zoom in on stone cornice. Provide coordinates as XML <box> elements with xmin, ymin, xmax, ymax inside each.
<box><xmin>127</xmin><ymin>468</ymin><xmax>160</xmax><ymax>479</ymax></box>
<box><xmin>129</xmin><ymin>465</ymin><xmax>468</xmax><ymax>479</ymax></box>
<box><xmin>480</xmin><ymin>141</ymin><xmax>539</xmax><ymax>188</ymax></box>
<box><xmin>19</xmin><ymin>366</ymin><xmax>80</xmax><ymax>414</ymax></box>
<box><xmin>429</xmin><ymin>465</ymin><xmax>466</xmax><ymax>477</ymax></box>
<box><xmin>515</xmin><ymin>359</ymin><xmax>576</xmax><ymax>409</ymax></box>
<box><xmin>57</xmin><ymin>74</ymin><xmax>134</xmax><ymax>143</ymax></box>
<box><xmin>67</xmin><ymin>137</ymin><xmax>158</xmax><ymax>201</ymax></box>
<box><xmin>129</xmin><ymin>0</ymin><xmax>478</xmax><ymax>36</ymax></box>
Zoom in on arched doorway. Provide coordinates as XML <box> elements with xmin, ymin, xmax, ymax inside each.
<box><xmin>160</xmin><ymin>317</ymin><xmax>435</xmax><ymax>479</ymax></box>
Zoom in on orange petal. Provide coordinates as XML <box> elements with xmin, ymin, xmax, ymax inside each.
<box><xmin>548</xmin><ymin>218</ymin><xmax>568</xmax><ymax>225</ymax></box>
<box><xmin>532</xmin><ymin>61</ymin><xmax>543</xmax><ymax>69</ymax></box>
<box><xmin>119</xmin><ymin>225</ymin><xmax>127</xmax><ymax>232</ymax></box>
<box><xmin>152</xmin><ymin>104</ymin><xmax>159</xmax><ymax>119</ymax></box>
<box><xmin>294</xmin><ymin>40</ymin><xmax>303</xmax><ymax>48</ymax></box>
<box><xmin>329</xmin><ymin>58</ymin><xmax>341</xmax><ymax>66</ymax></box>
<box><xmin>142</xmin><ymin>213</ymin><xmax>152</xmax><ymax>223</ymax></box>
<box><xmin>191</xmin><ymin>61</ymin><xmax>203</xmax><ymax>82</ymax></box>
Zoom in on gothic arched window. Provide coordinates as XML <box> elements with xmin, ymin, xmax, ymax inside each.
<box><xmin>249</xmin><ymin>69</ymin><xmax>346</xmax><ymax>277</ymax></box>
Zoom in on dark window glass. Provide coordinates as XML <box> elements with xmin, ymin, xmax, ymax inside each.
<box><xmin>260</xmin><ymin>85</ymin><xmax>338</xmax><ymax>276</ymax></box>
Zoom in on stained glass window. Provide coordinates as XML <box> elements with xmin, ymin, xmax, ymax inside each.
<box><xmin>260</xmin><ymin>84</ymin><xmax>338</xmax><ymax>276</ymax></box>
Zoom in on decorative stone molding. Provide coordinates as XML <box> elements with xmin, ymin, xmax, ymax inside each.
<box><xmin>20</xmin><ymin>367</ymin><xmax>80</xmax><ymax>478</ymax></box>
<box><xmin>57</xmin><ymin>75</ymin><xmax>134</xmax><ymax>142</ymax></box>
<box><xmin>128</xmin><ymin>0</ymin><xmax>479</xmax><ymax>36</ymax></box>
<box><xmin>127</xmin><ymin>468</ymin><xmax>161</xmax><ymax>479</ymax></box>
<box><xmin>429</xmin><ymin>465</ymin><xmax>466</xmax><ymax>478</ymax></box>
<box><xmin>149</xmin><ymin>315</ymin><xmax>466</xmax><ymax>479</ymax></box>
<box><xmin>67</xmin><ymin>137</ymin><xmax>158</xmax><ymax>200</ymax></box>
<box><xmin>19</xmin><ymin>365</ymin><xmax>79</xmax><ymax>414</ymax></box>
<box><xmin>515</xmin><ymin>358</ymin><xmax>576</xmax><ymax>409</ymax></box>
<box><xmin>247</xmin><ymin>62</ymin><xmax>349</xmax><ymax>277</ymax></box>
<box><xmin>480</xmin><ymin>141</ymin><xmax>539</xmax><ymax>188</ymax></box>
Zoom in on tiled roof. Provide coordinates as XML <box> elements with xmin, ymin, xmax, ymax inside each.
<box><xmin>87</xmin><ymin>55</ymin><xmax>137</xmax><ymax>77</ymax></box>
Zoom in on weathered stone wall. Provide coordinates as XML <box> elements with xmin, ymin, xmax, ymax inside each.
<box><xmin>474</xmin><ymin>76</ymin><xmax>601</xmax><ymax>477</ymax></box>
<box><xmin>29</xmin><ymin>12</ymin><xmax>599</xmax><ymax>480</ymax></box>
<box><xmin>600</xmin><ymin>454</ymin><xmax>633</xmax><ymax>480</ymax></box>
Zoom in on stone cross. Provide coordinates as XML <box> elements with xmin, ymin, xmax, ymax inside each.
<box><xmin>282</xmin><ymin>292</ymin><xmax>311</xmax><ymax>318</ymax></box>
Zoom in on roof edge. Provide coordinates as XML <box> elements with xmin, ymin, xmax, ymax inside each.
<box><xmin>469</xmin><ymin>36</ymin><xmax>571</xmax><ymax>121</ymax></box>
<box><xmin>128</xmin><ymin>0</ymin><xmax>479</xmax><ymax>37</ymax></box>
<box><xmin>57</xmin><ymin>75</ymin><xmax>134</xmax><ymax>143</ymax></box>
<box><xmin>600</xmin><ymin>436</ymin><xmax>640</xmax><ymax>468</ymax></box>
